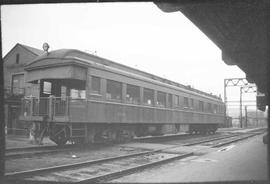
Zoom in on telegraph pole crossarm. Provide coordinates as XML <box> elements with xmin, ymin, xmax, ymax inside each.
<box><xmin>239</xmin><ymin>85</ymin><xmax>257</xmax><ymax>128</ymax></box>
<box><xmin>224</xmin><ymin>78</ymin><xmax>253</xmax><ymax>128</ymax></box>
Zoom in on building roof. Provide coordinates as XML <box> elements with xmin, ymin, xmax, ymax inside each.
<box><xmin>19</xmin><ymin>44</ymin><xmax>45</xmax><ymax>56</ymax></box>
<box><xmin>3</xmin><ymin>43</ymin><xmax>45</xmax><ymax>61</ymax></box>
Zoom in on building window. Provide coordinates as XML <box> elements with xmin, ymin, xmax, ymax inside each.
<box><xmin>143</xmin><ymin>88</ymin><xmax>154</xmax><ymax>106</ymax></box>
<box><xmin>16</xmin><ymin>54</ymin><xmax>20</xmax><ymax>64</ymax></box>
<box><xmin>12</xmin><ymin>74</ymin><xmax>24</xmax><ymax>94</ymax></box>
<box><xmin>157</xmin><ymin>91</ymin><xmax>166</xmax><ymax>107</ymax></box>
<box><xmin>199</xmin><ymin>101</ymin><xmax>204</xmax><ymax>112</ymax></box>
<box><xmin>126</xmin><ymin>84</ymin><xmax>140</xmax><ymax>104</ymax></box>
<box><xmin>106</xmin><ymin>79</ymin><xmax>122</xmax><ymax>101</ymax></box>
<box><xmin>184</xmin><ymin>97</ymin><xmax>189</xmax><ymax>108</ymax></box>
<box><xmin>91</xmin><ymin>76</ymin><xmax>101</xmax><ymax>94</ymax></box>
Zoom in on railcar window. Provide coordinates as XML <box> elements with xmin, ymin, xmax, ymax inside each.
<box><xmin>91</xmin><ymin>76</ymin><xmax>101</xmax><ymax>94</ymax></box>
<box><xmin>184</xmin><ymin>97</ymin><xmax>189</xmax><ymax>108</ymax></box>
<box><xmin>220</xmin><ymin>105</ymin><xmax>224</xmax><ymax>113</ymax></box>
<box><xmin>199</xmin><ymin>101</ymin><xmax>204</xmax><ymax>112</ymax></box>
<box><xmin>71</xmin><ymin>89</ymin><xmax>86</xmax><ymax>99</ymax></box>
<box><xmin>106</xmin><ymin>79</ymin><xmax>122</xmax><ymax>101</ymax></box>
<box><xmin>175</xmin><ymin>95</ymin><xmax>180</xmax><ymax>107</ymax></box>
<box><xmin>43</xmin><ymin>81</ymin><xmax>52</xmax><ymax>95</ymax></box>
<box><xmin>157</xmin><ymin>91</ymin><xmax>166</xmax><ymax>107</ymax></box>
<box><xmin>190</xmin><ymin>98</ymin><xmax>194</xmax><ymax>109</ymax></box>
<box><xmin>213</xmin><ymin>104</ymin><xmax>218</xmax><ymax>113</ymax></box>
<box><xmin>61</xmin><ymin>86</ymin><xmax>67</xmax><ymax>98</ymax></box>
<box><xmin>207</xmin><ymin>103</ymin><xmax>212</xmax><ymax>113</ymax></box>
<box><xmin>126</xmin><ymin>84</ymin><xmax>140</xmax><ymax>104</ymax></box>
<box><xmin>143</xmin><ymin>88</ymin><xmax>154</xmax><ymax>106</ymax></box>
<box><xmin>71</xmin><ymin>89</ymin><xmax>78</xmax><ymax>98</ymax></box>
<box><xmin>219</xmin><ymin>105</ymin><xmax>223</xmax><ymax>113</ymax></box>
<box><xmin>168</xmin><ymin>94</ymin><xmax>173</xmax><ymax>108</ymax></box>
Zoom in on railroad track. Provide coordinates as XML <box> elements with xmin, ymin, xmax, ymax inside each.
<box><xmin>6</xmin><ymin>128</ymin><xmax>265</xmax><ymax>159</ymax></box>
<box><xmin>5</xmin><ymin>148</ymin><xmax>193</xmax><ymax>183</ymax></box>
<box><xmin>203</xmin><ymin>132</ymin><xmax>264</xmax><ymax>148</ymax></box>
<box><xmin>5</xmin><ymin>143</ymin><xmax>111</xmax><ymax>159</ymax></box>
<box><xmin>182</xmin><ymin>134</ymin><xmax>241</xmax><ymax>146</ymax></box>
<box><xmin>4</xmin><ymin>133</ymin><xmax>218</xmax><ymax>159</ymax></box>
<box><xmin>183</xmin><ymin>131</ymin><xmax>264</xmax><ymax>147</ymax></box>
<box><xmin>5</xmin><ymin>144</ymin><xmax>87</xmax><ymax>159</ymax></box>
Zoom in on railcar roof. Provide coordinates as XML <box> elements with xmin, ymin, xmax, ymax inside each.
<box><xmin>25</xmin><ymin>49</ymin><xmax>222</xmax><ymax>101</ymax></box>
<box><xmin>25</xmin><ymin>49</ymin><xmax>78</xmax><ymax>64</ymax></box>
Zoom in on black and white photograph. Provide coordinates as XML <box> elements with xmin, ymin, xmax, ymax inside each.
<box><xmin>1</xmin><ymin>1</ymin><xmax>269</xmax><ymax>183</ymax></box>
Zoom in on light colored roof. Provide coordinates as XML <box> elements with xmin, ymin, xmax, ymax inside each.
<box><xmin>19</xmin><ymin>44</ymin><xmax>45</xmax><ymax>56</ymax></box>
<box><xmin>3</xmin><ymin>43</ymin><xmax>45</xmax><ymax>61</ymax></box>
<box><xmin>25</xmin><ymin>48</ymin><xmax>222</xmax><ymax>101</ymax></box>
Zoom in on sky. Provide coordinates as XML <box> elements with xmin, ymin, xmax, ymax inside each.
<box><xmin>1</xmin><ymin>2</ymin><xmax>254</xmax><ymax>106</ymax></box>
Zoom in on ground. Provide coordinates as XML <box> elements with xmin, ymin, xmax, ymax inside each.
<box><xmin>110</xmin><ymin>134</ymin><xmax>268</xmax><ymax>183</ymax></box>
<box><xmin>4</xmin><ymin>127</ymin><xmax>268</xmax><ymax>183</ymax></box>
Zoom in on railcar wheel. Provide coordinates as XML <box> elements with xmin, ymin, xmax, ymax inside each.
<box><xmin>49</xmin><ymin>124</ymin><xmax>70</xmax><ymax>146</ymax></box>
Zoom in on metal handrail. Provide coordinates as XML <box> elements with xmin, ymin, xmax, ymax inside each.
<box><xmin>21</xmin><ymin>96</ymin><xmax>70</xmax><ymax>117</ymax></box>
<box><xmin>54</xmin><ymin>97</ymin><xmax>69</xmax><ymax>116</ymax></box>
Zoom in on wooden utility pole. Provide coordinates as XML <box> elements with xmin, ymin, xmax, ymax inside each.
<box><xmin>0</xmin><ymin>28</ymin><xmax>5</xmax><ymax>178</ymax></box>
<box><xmin>240</xmin><ymin>87</ymin><xmax>243</xmax><ymax>128</ymax></box>
<box><xmin>245</xmin><ymin>106</ymin><xmax>248</xmax><ymax>128</ymax></box>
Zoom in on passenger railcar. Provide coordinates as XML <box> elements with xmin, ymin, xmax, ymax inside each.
<box><xmin>20</xmin><ymin>49</ymin><xmax>225</xmax><ymax>145</ymax></box>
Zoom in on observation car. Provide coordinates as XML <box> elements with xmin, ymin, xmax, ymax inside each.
<box><xmin>20</xmin><ymin>49</ymin><xmax>225</xmax><ymax>145</ymax></box>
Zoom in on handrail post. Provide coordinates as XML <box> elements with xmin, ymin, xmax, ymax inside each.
<box><xmin>21</xmin><ymin>98</ymin><xmax>24</xmax><ymax>116</ymax></box>
<box><xmin>30</xmin><ymin>97</ymin><xmax>34</xmax><ymax>116</ymax></box>
<box><xmin>48</xmin><ymin>96</ymin><xmax>54</xmax><ymax>120</ymax></box>
<box><xmin>66</xmin><ymin>96</ymin><xmax>69</xmax><ymax>117</ymax></box>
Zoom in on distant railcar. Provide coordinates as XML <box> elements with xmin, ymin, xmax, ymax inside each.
<box><xmin>20</xmin><ymin>49</ymin><xmax>225</xmax><ymax>145</ymax></box>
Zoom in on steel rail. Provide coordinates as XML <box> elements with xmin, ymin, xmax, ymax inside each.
<box><xmin>182</xmin><ymin>134</ymin><xmax>240</xmax><ymax>146</ymax></box>
<box><xmin>182</xmin><ymin>130</ymin><xmax>265</xmax><ymax>147</ymax></box>
<box><xmin>6</xmin><ymin>144</ymin><xmax>75</xmax><ymax>153</ymax></box>
<box><xmin>5</xmin><ymin>148</ymin><xmax>193</xmax><ymax>183</ymax></box>
<box><xmin>5</xmin><ymin>149</ymin><xmax>162</xmax><ymax>178</ymax></box>
<box><xmin>4</xmin><ymin>132</ymin><xmax>215</xmax><ymax>159</ymax></box>
<box><xmin>211</xmin><ymin>132</ymin><xmax>264</xmax><ymax>148</ymax></box>
<box><xmin>5</xmin><ymin>143</ymin><xmax>100</xmax><ymax>159</ymax></box>
<box><xmin>79</xmin><ymin>152</ymin><xmax>193</xmax><ymax>183</ymax></box>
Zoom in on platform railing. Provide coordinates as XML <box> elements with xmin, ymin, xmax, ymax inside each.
<box><xmin>21</xmin><ymin>96</ymin><xmax>69</xmax><ymax>118</ymax></box>
<box><xmin>54</xmin><ymin>97</ymin><xmax>69</xmax><ymax>116</ymax></box>
<box><xmin>35</xmin><ymin>97</ymin><xmax>50</xmax><ymax>116</ymax></box>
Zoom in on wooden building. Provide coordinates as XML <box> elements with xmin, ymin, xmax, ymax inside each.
<box><xmin>3</xmin><ymin>43</ymin><xmax>44</xmax><ymax>134</ymax></box>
